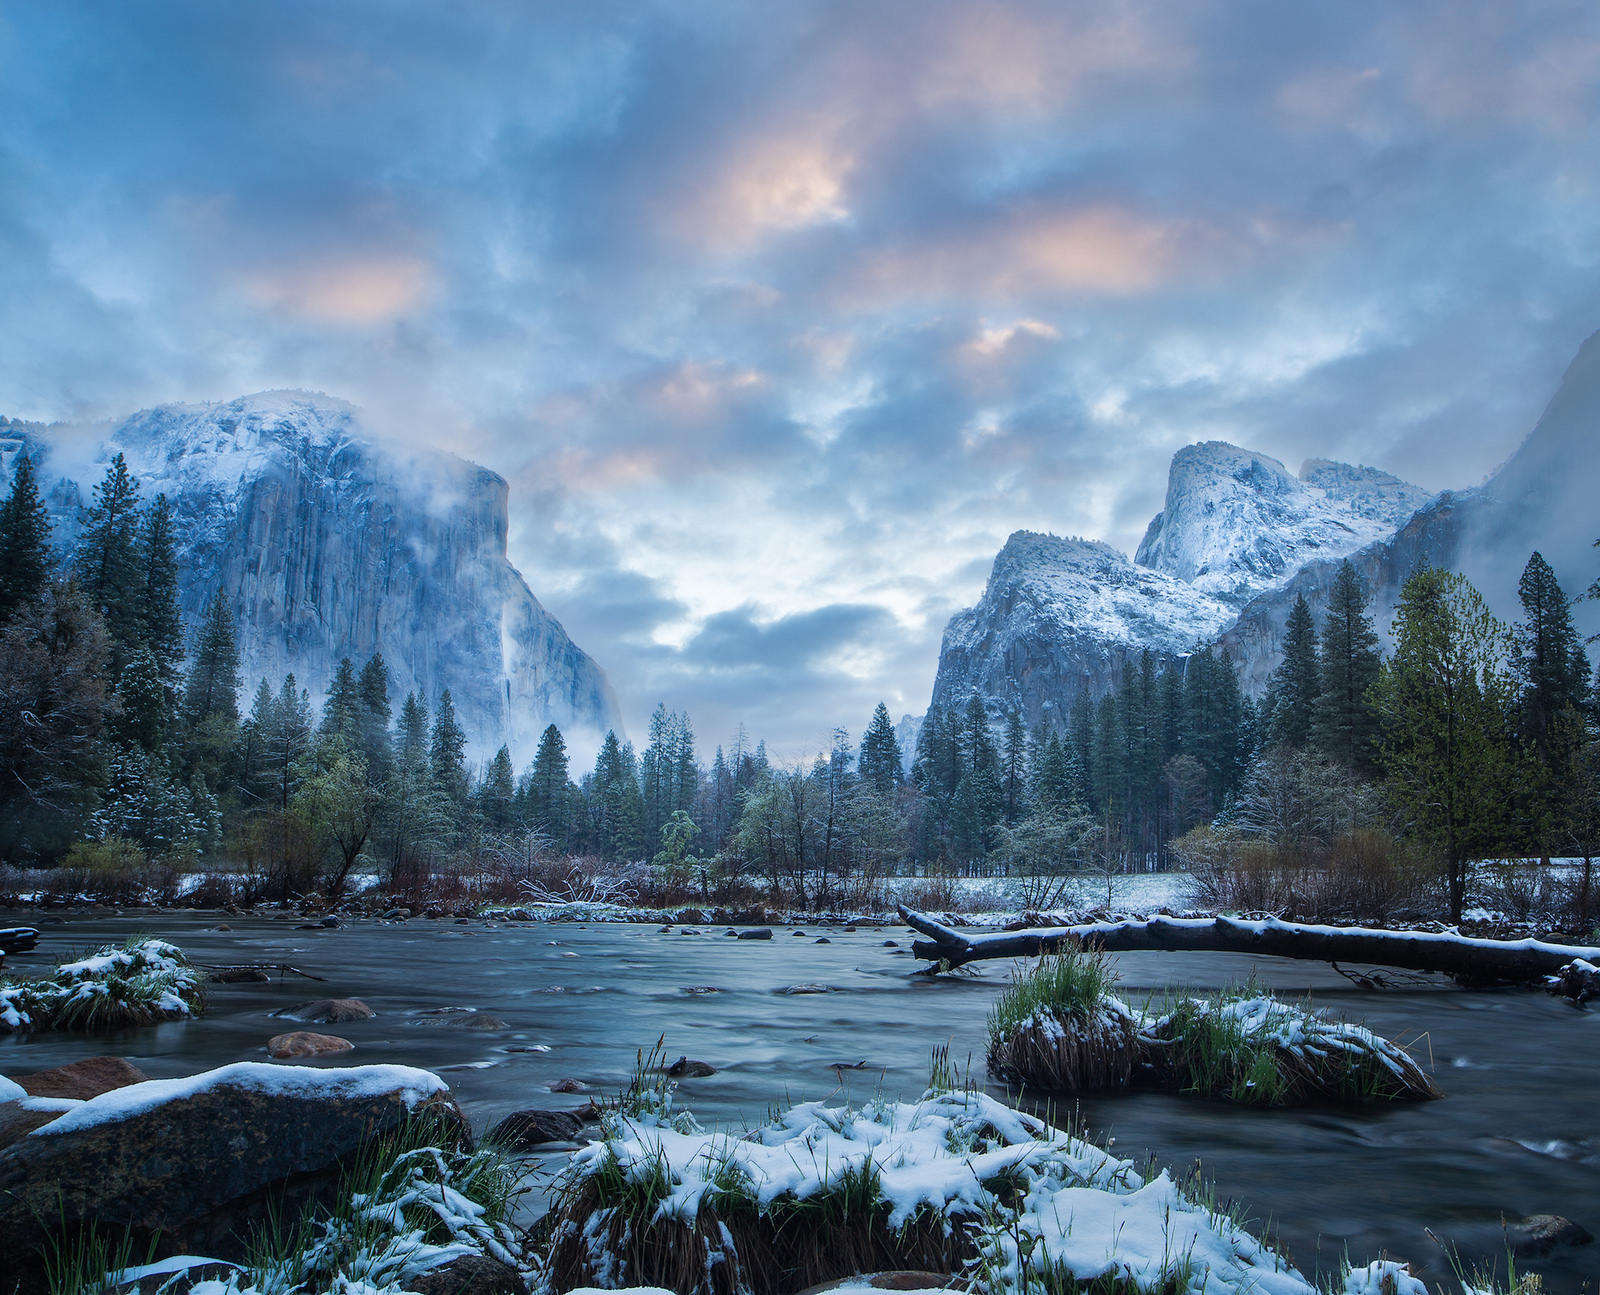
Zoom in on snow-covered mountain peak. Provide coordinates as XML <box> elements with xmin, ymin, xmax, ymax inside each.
<box><xmin>1134</xmin><ymin>440</ymin><xmax>1429</xmax><ymax>607</ymax></box>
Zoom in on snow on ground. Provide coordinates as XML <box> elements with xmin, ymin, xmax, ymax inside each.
<box><xmin>29</xmin><ymin>1061</ymin><xmax>449</xmax><ymax>1136</ymax></box>
<box><xmin>555</xmin><ymin>1087</ymin><xmax>1422</xmax><ymax>1295</ymax></box>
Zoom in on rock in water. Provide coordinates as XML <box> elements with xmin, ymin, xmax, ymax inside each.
<box><xmin>666</xmin><ymin>1057</ymin><xmax>716</xmax><ymax>1077</ymax></box>
<box><xmin>487</xmin><ymin>1108</ymin><xmax>587</xmax><ymax>1148</ymax></box>
<box><xmin>267</xmin><ymin>1031</ymin><xmax>354</xmax><ymax>1059</ymax></box>
<box><xmin>14</xmin><ymin>1056</ymin><xmax>150</xmax><ymax>1099</ymax></box>
<box><xmin>0</xmin><ymin>1061</ymin><xmax>466</xmax><ymax>1292</ymax></box>
<box><xmin>276</xmin><ymin>997</ymin><xmax>375</xmax><ymax>1023</ymax></box>
<box><xmin>0</xmin><ymin>391</ymin><xmax>623</xmax><ymax>759</ymax></box>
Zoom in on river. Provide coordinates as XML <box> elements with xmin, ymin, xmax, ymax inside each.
<box><xmin>2</xmin><ymin>910</ymin><xmax>1596</xmax><ymax>1292</ymax></box>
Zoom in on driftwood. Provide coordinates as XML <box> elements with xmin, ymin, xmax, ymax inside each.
<box><xmin>0</xmin><ymin>927</ymin><xmax>40</xmax><ymax>954</ymax></box>
<box><xmin>898</xmin><ymin>906</ymin><xmax>1600</xmax><ymax>989</ymax></box>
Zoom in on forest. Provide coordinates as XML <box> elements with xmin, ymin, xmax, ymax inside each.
<box><xmin>1</xmin><ymin>450</ymin><xmax>1597</xmax><ymax>925</ymax></box>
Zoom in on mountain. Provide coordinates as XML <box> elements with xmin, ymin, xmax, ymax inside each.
<box><xmin>1134</xmin><ymin>443</ymin><xmax>1429</xmax><ymax>607</ymax></box>
<box><xmin>0</xmin><ymin>391</ymin><xmax>623</xmax><ymax>761</ymax></box>
<box><xmin>1221</xmin><ymin>331</ymin><xmax>1600</xmax><ymax>689</ymax></box>
<box><xmin>928</xmin><ymin>443</ymin><xmax>1431</xmax><ymax>727</ymax></box>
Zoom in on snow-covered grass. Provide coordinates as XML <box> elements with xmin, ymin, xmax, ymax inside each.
<box><xmin>537</xmin><ymin>1074</ymin><xmax>1427</xmax><ymax>1295</ymax></box>
<box><xmin>0</xmin><ymin>937</ymin><xmax>202</xmax><ymax>1034</ymax></box>
<box><xmin>46</xmin><ymin>1114</ymin><xmax>527</xmax><ymax>1295</ymax></box>
<box><xmin>984</xmin><ymin>952</ymin><xmax>1438</xmax><ymax>1107</ymax></box>
<box><xmin>986</xmin><ymin>948</ymin><xmax>1140</xmax><ymax>1093</ymax></box>
<box><xmin>1141</xmin><ymin>983</ymin><xmax>1440</xmax><ymax>1107</ymax></box>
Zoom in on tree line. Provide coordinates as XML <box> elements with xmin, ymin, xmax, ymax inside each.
<box><xmin>2</xmin><ymin>448</ymin><xmax>1597</xmax><ymax>919</ymax></box>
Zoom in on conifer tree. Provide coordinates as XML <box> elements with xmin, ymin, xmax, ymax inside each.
<box><xmin>182</xmin><ymin>591</ymin><xmax>241</xmax><ymax>727</ymax></box>
<box><xmin>429</xmin><ymin>689</ymin><xmax>469</xmax><ymax>813</ymax></box>
<box><xmin>355</xmin><ymin>654</ymin><xmax>393</xmax><ymax>780</ymax></box>
<box><xmin>78</xmin><ymin>453</ymin><xmax>143</xmax><ymax>674</ymax></box>
<box><xmin>1001</xmin><ymin>709</ymin><xmax>1028</xmax><ymax>826</ymax></box>
<box><xmin>478</xmin><ymin>745</ymin><xmax>516</xmax><ymax>835</ymax></box>
<box><xmin>1369</xmin><ymin>568</ymin><xmax>1517</xmax><ymax>921</ymax></box>
<box><xmin>858</xmin><ymin>701</ymin><xmax>905</xmax><ymax>801</ymax></box>
<box><xmin>1313</xmin><ymin>561</ymin><xmax>1382</xmax><ymax>773</ymax></box>
<box><xmin>320</xmin><ymin>658</ymin><xmax>361</xmax><ymax>749</ymax></box>
<box><xmin>136</xmin><ymin>493</ymin><xmax>184</xmax><ymax>690</ymax></box>
<box><xmin>590</xmin><ymin>730</ymin><xmax>644</xmax><ymax>859</ymax></box>
<box><xmin>113</xmin><ymin>647</ymin><xmax>168</xmax><ymax>753</ymax></box>
<box><xmin>951</xmin><ymin>693</ymin><xmax>1002</xmax><ymax>859</ymax></box>
<box><xmin>1511</xmin><ymin>551</ymin><xmax>1591</xmax><ymax>854</ymax></box>
<box><xmin>0</xmin><ymin>453</ymin><xmax>52</xmax><ymax>623</ymax></box>
<box><xmin>526</xmin><ymin>723</ymin><xmax>571</xmax><ymax>844</ymax></box>
<box><xmin>1266</xmin><ymin>594</ymin><xmax>1318</xmax><ymax>750</ymax></box>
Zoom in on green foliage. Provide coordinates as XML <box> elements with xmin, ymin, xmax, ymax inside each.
<box><xmin>1265</xmin><ymin>594</ymin><xmax>1319</xmax><ymax>750</ymax></box>
<box><xmin>988</xmin><ymin>946</ymin><xmax>1120</xmax><ymax>1043</ymax></box>
<box><xmin>0</xmin><ymin>451</ymin><xmax>52</xmax><ymax>623</ymax></box>
<box><xmin>0</xmin><ymin>937</ymin><xmax>203</xmax><ymax>1035</ymax></box>
<box><xmin>858</xmin><ymin>701</ymin><xmax>905</xmax><ymax>801</ymax></box>
<box><xmin>1369</xmin><ymin>568</ymin><xmax>1519</xmax><ymax>920</ymax></box>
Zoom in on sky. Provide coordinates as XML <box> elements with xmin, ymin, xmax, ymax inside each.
<box><xmin>3</xmin><ymin>1</ymin><xmax>1600</xmax><ymax>760</ymax></box>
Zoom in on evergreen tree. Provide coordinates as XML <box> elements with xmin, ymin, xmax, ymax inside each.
<box><xmin>355</xmin><ymin>654</ymin><xmax>393</xmax><ymax>780</ymax></box>
<box><xmin>320</xmin><ymin>658</ymin><xmax>361</xmax><ymax>749</ymax></box>
<box><xmin>1266</xmin><ymin>594</ymin><xmax>1319</xmax><ymax>750</ymax></box>
<box><xmin>1181</xmin><ymin>646</ymin><xmax>1249</xmax><ymax>812</ymax></box>
<box><xmin>135</xmin><ymin>493</ymin><xmax>184</xmax><ymax>689</ymax></box>
<box><xmin>1369</xmin><ymin>568</ymin><xmax>1517</xmax><ymax>921</ymax></box>
<box><xmin>113</xmin><ymin>647</ymin><xmax>168</xmax><ymax>753</ymax></box>
<box><xmin>0</xmin><ymin>582</ymin><xmax>110</xmax><ymax>860</ymax></box>
<box><xmin>386</xmin><ymin>691</ymin><xmax>449</xmax><ymax>867</ymax></box>
<box><xmin>858</xmin><ymin>701</ymin><xmax>905</xmax><ymax>801</ymax></box>
<box><xmin>478</xmin><ymin>745</ymin><xmax>516</xmax><ymax>835</ymax></box>
<box><xmin>1001</xmin><ymin>709</ymin><xmax>1028</xmax><ymax>826</ymax></box>
<box><xmin>589</xmin><ymin>731</ymin><xmax>644</xmax><ymax>859</ymax></box>
<box><xmin>1511</xmin><ymin>551</ymin><xmax>1591</xmax><ymax>855</ymax></box>
<box><xmin>951</xmin><ymin>693</ymin><xmax>1002</xmax><ymax>860</ymax></box>
<box><xmin>1312</xmin><ymin>561</ymin><xmax>1382</xmax><ymax>773</ymax></box>
<box><xmin>78</xmin><ymin>453</ymin><xmax>143</xmax><ymax>675</ymax></box>
<box><xmin>429</xmin><ymin>689</ymin><xmax>469</xmax><ymax>811</ymax></box>
<box><xmin>526</xmin><ymin>723</ymin><xmax>571</xmax><ymax>845</ymax></box>
<box><xmin>0</xmin><ymin>453</ymin><xmax>52</xmax><ymax>623</ymax></box>
<box><xmin>182</xmin><ymin>591</ymin><xmax>241</xmax><ymax>727</ymax></box>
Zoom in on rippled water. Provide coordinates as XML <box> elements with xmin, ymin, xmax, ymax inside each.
<box><xmin>2</xmin><ymin>911</ymin><xmax>1597</xmax><ymax>1292</ymax></box>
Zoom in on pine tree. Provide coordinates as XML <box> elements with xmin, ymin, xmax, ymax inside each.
<box><xmin>182</xmin><ymin>591</ymin><xmax>241</xmax><ymax>727</ymax></box>
<box><xmin>951</xmin><ymin>693</ymin><xmax>1002</xmax><ymax>860</ymax></box>
<box><xmin>320</xmin><ymin>658</ymin><xmax>361</xmax><ymax>749</ymax></box>
<box><xmin>0</xmin><ymin>453</ymin><xmax>52</xmax><ymax>623</ymax></box>
<box><xmin>355</xmin><ymin>654</ymin><xmax>393</xmax><ymax>780</ymax></box>
<box><xmin>387</xmin><ymin>692</ymin><xmax>447</xmax><ymax>867</ymax></box>
<box><xmin>1369</xmin><ymin>568</ymin><xmax>1517</xmax><ymax>921</ymax></box>
<box><xmin>1312</xmin><ymin>561</ymin><xmax>1382</xmax><ymax>773</ymax></box>
<box><xmin>1266</xmin><ymin>594</ymin><xmax>1319</xmax><ymax>750</ymax></box>
<box><xmin>526</xmin><ymin>723</ymin><xmax>571</xmax><ymax>845</ymax></box>
<box><xmin>1001</xmin><ymin>709</ymin><xmax>1028</xmax><ymax>826</ymax></box>
<box><xmin>113</xmin><ymin>647</ymin><xmax>168</xmax><ymax>753</ymax></box>
<box><xmin>429</xmin><ymin>689</ymin><xmax>469</xmax><ymax>812</ymax></box>
<box><xmin>858</xmin><ymin>701</ymin><xmax>905</xmax><ymax>801</ymax></box>
<box><xmin>78</xmin><ymin>453</ymin><xmax>144</xmax><ymax>675</ymax></box>
<box><xmin>478</xmin><ymin>746</ymin><xmax>516</xmax><ymax>835</ymax></box>
<box><xmin>590</xmin><ymin>731</ymin><xmax>644</xmax><ymax>859</ymax></box>
<box><xmin>1511</xmin><ymin>551</ymin><xmax>1591</xmax><ymax>855</ymax></box>
<box><xmin>136</xmin><ymin>493</ymin><xmax>184</xmax><ymax>689</ymax></box>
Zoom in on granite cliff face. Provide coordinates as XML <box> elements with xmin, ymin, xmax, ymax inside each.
<box><xmin>0</xmin><ymin>392</ymin><xmax>622</xmax><ymax>762</ymax></box>
<box><xmin>929</xmin><ymin>443</ymin><xmax>1430</xmax><ymax>726</ymax></box>
<box><xmin>932</xmin><ymin>329</ymin><xmax>1600</xmax><ymax>728</ymax></box>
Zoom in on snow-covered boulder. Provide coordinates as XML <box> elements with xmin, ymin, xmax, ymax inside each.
<box><xmin>0</xmin><ymin>1061</ymin><xmax>464</xmax><ymax>1292</ymax></box>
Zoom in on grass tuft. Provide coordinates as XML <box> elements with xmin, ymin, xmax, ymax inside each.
<box><xmin>986</xmin><ymin>947</ymin><xmax>1141</xmax><ymax>1093</ymax></box>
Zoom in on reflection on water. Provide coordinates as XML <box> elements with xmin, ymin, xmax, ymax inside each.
<box><xmin>2</xmin><ymin>911</ymin><xmax>1597</xmax><ymax>1291</ymax></box>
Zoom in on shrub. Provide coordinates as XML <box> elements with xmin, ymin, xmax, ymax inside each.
<box><xmin>0</xmin><ymin>937</ymin><xmax>203</xmax><ymax>1035</ymax></box>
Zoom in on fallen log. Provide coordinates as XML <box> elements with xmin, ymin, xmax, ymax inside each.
<box><xmin>195</xmin><ymin>962</ymin><xmax>329</xmax><ymax>983</ymax></box>
<box><xmin>899</xmin><ymin>906</ymin><xmax>1600</xmax><ymax>988</ymax></box>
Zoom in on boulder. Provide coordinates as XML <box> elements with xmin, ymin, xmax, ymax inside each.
<box><xmin>548</xmin><ymin>1078</ymin><xmax>589</xmax><ymax>1093</ymax></box>
<box><xmin>488</xmin><ymin>1107</ymin><xmax>587</xmax><ymax>1148</ymax></box>
<box><xmin>0</xmin><ymin>1062</ymin><xmax>466</xmax><ymax>1294</ymax></box>
<box><xmin>408</xmin><ymin>1253</ymin><xmax>528</xmax><ymax>1295</ymax></box>
<box><xmin>410</xmin><ymin>1009</ymin><xmax>508</xmax><ymax>1031</ymax></box>
<box><xmin>277</xmin><ymin>997</ymin><xmax>376</xmax><ymax>1023</ymax></box>
<box><xmin>666</xmin><ymin>1056</ymin><xmax>716</xmax><ymax>1078</ymax></box>
<box><xmin>737</xmin><ymin>928</ymin><xmax>774</xmax><ymax>940</ymax></box>
<box><xmin>15</xmin><ymin>1056</ymin><xmax>151</xmax><ymax>1100</ymax></box>
<box><xmin>1507</xmin><ymin>1214</ymin><xmax>1593</xmax><ymax>1257</ymax></box>
<box><xmin>267</xmin><ymin>1031</ymin><xmax>354</xmax><ymax>1059</ymax></box>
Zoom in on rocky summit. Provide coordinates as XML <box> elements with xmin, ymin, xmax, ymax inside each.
<box><xmin>0</xmin><ymin>391</ymin><xmax>623</xmax><ymax>760</ymax></box>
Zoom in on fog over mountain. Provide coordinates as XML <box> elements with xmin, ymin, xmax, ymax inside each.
<box><xmin>0</xmin><ymin>392</ymin><xmax>622</xmax><ymax>763</ymax></box>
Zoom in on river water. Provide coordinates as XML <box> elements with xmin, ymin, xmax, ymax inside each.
<box><xmin>1</xmin><ymin>911</ymin><xmax>1596</xmax><ymax>1293</ymax></box>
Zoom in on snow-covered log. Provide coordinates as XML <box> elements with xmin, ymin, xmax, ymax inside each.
<box><xmin>899</xmin><ymin>906</ymin><xmax>1600</xmax><ymax>987</ymax></box>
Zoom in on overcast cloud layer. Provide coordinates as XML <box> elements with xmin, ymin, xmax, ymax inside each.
<box><xmin>4</xmin><ymin>1</ymin><xmax>1599</xmax><ymax>759</ymax></box>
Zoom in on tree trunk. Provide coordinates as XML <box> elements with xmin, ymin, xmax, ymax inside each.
<box><xmin>898</xmin><ymin>906</ymin><xmax>1600</xmax><ymax>987</ymax></box>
